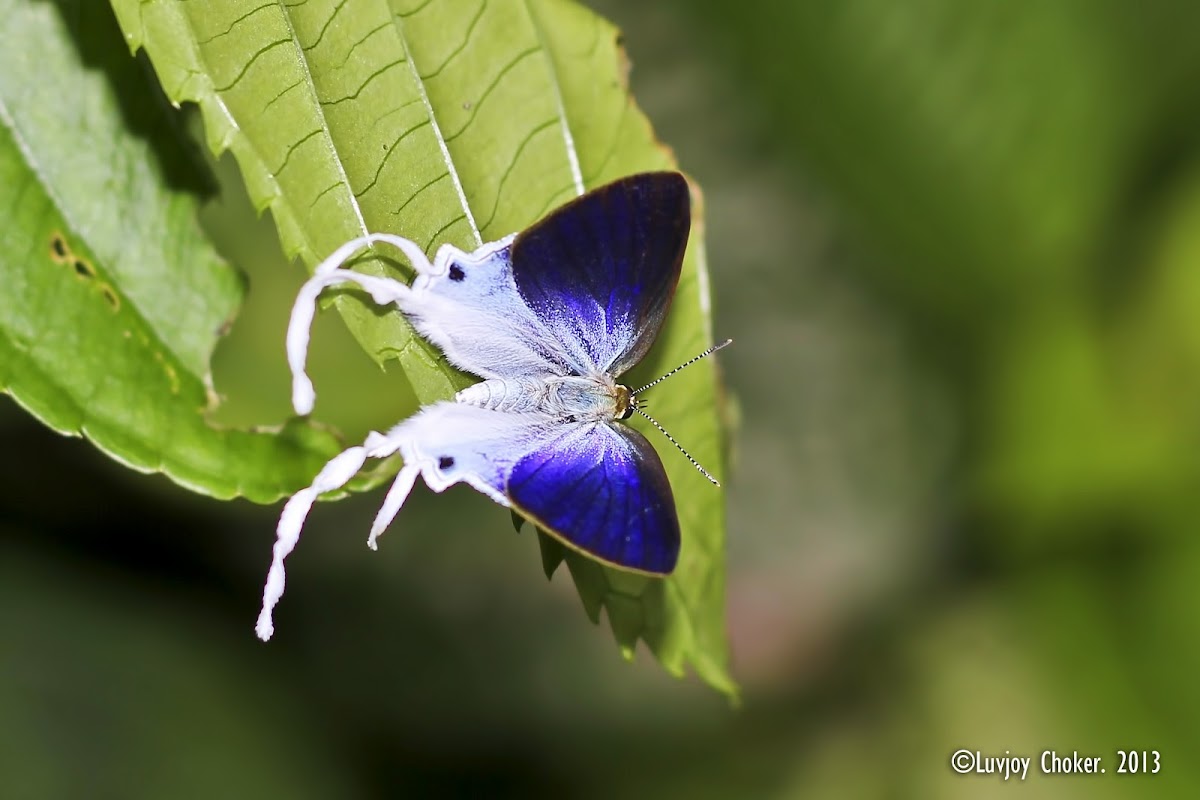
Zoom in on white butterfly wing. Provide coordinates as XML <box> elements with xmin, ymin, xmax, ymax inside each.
<box><xmin>383</xmin><ymin>401</ymin><xmax>560</xmax><ymax>503</ymax></box>
<box><xmin>398</xmin><ymin>237</ymin><xmax>581</xmax><ymax>380</ymax></box>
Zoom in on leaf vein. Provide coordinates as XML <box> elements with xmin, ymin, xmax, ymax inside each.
<box><xmin>531</xmin><ymin>181</ymin><xmax>578</xmax><ymax>221</ymax></box>
<box><xmin>328</xmin><ymin>20</ymin><xmax>391</xmax><ymax>71</ymax></box>
<box><xmin>392</xmin><ymin>171</ymin><xmax>450</xmax><ymax>217</ymax></box>
<box><xmin>478</xmin><ymin>117</ymin><xmax>558</xmax><ymax>232</ymax></box>
<box><xmin>261</xmin><ymin>77</ymin><xmax>304</xmax><ymax>116</ymax></box>
<box><xmin>196</xmin><ymin>2</ymin><xmax>275</xmax><ymax>46</ymax></box>
<box><xmin>272</xmin><ymin>127</ymin><xmax>323</xmax><ymax>176</ymax></box>
<box><xmin>444</xmin><ymin>46</ymin><xmax>539</xmax><ymax>142</ymax></box>
<box><xmin>419</xmin><ymin>0</ymin><xmax>486</xmax><ymax>82</ymax></box>
<box><xmin>308</xmin><ymin>180</ymin><xmax>342</xmax><ymax>212</ymax></box>
<box><xmin>583</xmin><ymin>99</ymin><xmax>629</xmax><ymax>184</ymax></box>
<box><xmin>356</xmin><ymin>118</ymin><xmax>432</xmax><ymax>197</ymax></box>
<box><xmin>301</xmin><ymin>0</ymin><xmax>350</xmax><ymax>53</ymax></box>
<box><xmin>422</xmin><ymin>212</ymin><xmax>467</xmax><ymax>254</ymax></box>
<box><xmin>213</xmin><ymin>37</ymin><xmax>291</xmax><ymax>93</ymax></box>
<box><xmin>322</xmin><ymin>57</ymin><xmax>404</xmax><ymax>106</ymax></box>
<box><xmin>395</xmin><ymin>0</ymin><xmax>435</xmax><ymax>19</ymax></box>
<box><xmin>371</xmin><ymin>95</ymin><xmax>423</xmax><ymax>130</ymax></box>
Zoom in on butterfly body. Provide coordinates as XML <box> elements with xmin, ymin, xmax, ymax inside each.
<box><xmin>257</xmin><ymin>172</ymin><xmax>698</xmax><ymax>641</ymax></box>
<box><xmin>455</xmin><ymin>375</ymin><xmax>631</xmax><ymax>421</ymax></box>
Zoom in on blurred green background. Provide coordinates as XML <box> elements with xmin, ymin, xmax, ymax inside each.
<box><xmin>4</xmin><ymin>0</ymin><xmax>1200</xmax><ymax>796</ymax></box>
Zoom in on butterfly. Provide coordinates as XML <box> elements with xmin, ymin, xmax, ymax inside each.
<box><xmin>256</xmin><ymin>171</ymin><xmax>727</xmax><ymax>640</ymax></box>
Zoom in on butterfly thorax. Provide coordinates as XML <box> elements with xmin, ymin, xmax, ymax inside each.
<box><xmin>455</xmin><ymin>375</ymin><xmax>631</xmax><ymax>422</ymax></box>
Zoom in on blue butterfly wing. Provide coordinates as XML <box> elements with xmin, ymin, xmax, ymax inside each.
<box><xmin>509</xmin><ymin>172</ymin><xmax>690</xmax><ymax>376</ymax></box>
<box><xmin>506</xmin><ymin>421</ymin><xmax>680</xmax><ymax>574</ymax></box>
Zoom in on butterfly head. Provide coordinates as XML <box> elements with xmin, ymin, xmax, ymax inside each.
<box><xmin>614</xmin><ymin>384</ymin><xmax>635</xmax><ymax>421</ymax></box>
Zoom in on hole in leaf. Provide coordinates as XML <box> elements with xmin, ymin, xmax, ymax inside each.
<box><xmin>49</xmin><ymin>233</ymin><xmax>69</xmax><ymax>262</ymax></box>
<box><xmin>74</xmin><ymin>259</ymin><xmax>94</xmax><ymax>279</ymax></box>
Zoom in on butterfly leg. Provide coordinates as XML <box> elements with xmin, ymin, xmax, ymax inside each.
<box><xmin>361</xmin><ymin>429</ymin><xmax>420</xmax><ymax>551</ymax></box>
<box><xmin>287</xmin><ymin>234</ymin><xmax>439</xmax><ymax>415</ymax></box>
<box><xmin>256</xmin><ymin>443</ymin><xmax>373</xmax><ymax>641</ymax></box>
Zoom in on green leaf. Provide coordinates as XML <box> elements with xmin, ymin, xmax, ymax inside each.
<box><xmin>0</xmin><ymin>0</ymin><xmax>343</xmax><ymax>502</ymax></box>
<box><xmin>111</xmin><ymin>0</ymin><xmax>734</xmax><ymax>694</ymax></box>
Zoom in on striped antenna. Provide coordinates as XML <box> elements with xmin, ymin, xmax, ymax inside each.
<box><xmin>632</xmin><ymin>338</ymin><xmax>733</xmax><ymax>396</ymax></box>
<box><xmin>629</xmin><ymin>338</ymin><xmax>732</xmax><ymax>487</ymax></box>
<box><xmin>634</xmin><ymin>406</ymin><xmax>721</xmax><ymax>486</ymax></box>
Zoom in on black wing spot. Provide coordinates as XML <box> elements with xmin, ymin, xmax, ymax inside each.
<box><xmin>448</xmin><ymin>264</ymin><xmax>465</xmax><ymax>282</ymax></box>
<box><xmin>438</xmin><ymin>456</ymin><xmax>455</xmax><ymax>470</ymax></box>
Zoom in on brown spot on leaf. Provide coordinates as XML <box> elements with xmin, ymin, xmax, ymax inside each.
<box><xmin>153</xmin><ymin>350</ymin><xmax>181</xmax><ymax>394</ymax></box>
<box><xmin>100</xmin><ymin>284</ymin><xmax>120</xmax><ymax>311</ymax></box>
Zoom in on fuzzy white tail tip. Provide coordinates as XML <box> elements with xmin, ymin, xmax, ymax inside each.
<box><xmin>292</xmin><ymin>375</ymin><xmax>316</xmax><ymax>416</ymax></box>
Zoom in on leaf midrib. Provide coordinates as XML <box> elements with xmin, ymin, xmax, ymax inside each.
<box><xmin>392</xmin><ymin>7</ymin><xmax>482</xmax><ymax>247</ymax></box>
<box><xmin>525</xmin><ymin>0</ymin><xmax>584</xmax><ymax>197</ymax></box>
<box><xmin>275</xmin><ymin>0</ymin><xmax>370</xmax><ymax>239</ymax></box>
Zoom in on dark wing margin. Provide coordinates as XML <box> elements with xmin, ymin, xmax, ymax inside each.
<box><xmin>505</xmin><ymin>422</ymin><xmax>681</xmax><ymax>575</ymax></box>
<box><xmin>510</xmin><ymin>172</ymin><xmax>690</xmax><ymax>376</ymax></box>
